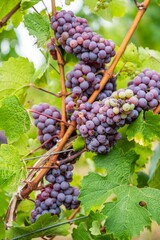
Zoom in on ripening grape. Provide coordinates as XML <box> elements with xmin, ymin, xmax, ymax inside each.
<box><xmin>31</xmin><ymin>103</ymin><xmax>61</xmax><ymax>150</ymax></box>
<box><xmin>128</xmin><ymin>69</ymin><xmax>160</xmax><ymax>112</ymax></box>
<box><xmin>51</xmin><ymin>10</ymin><xmax>115</xmax><ymax>66</ymax></box>
<box><xmin>31</xmin><ymin>159</ymin><xmax>80</xmax><ymax>223</ymax></box>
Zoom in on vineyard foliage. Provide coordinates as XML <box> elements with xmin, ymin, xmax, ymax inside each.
<box><xmin>0</xmin><ymin>0</ymin><xmax>160</xmax><ymax>239</ymax></box>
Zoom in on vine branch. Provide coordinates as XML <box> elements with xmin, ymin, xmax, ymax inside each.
<box><xmin>0</xmin><ymin>2</ymin><xmax>21</xmax><ymax>28</ymax></box>
<box><xmin>51</xmin><ymin>0</ymin><xmax>56</xmax><ymax>16</ymax></box>
<box><xmin>56</xmin><ymin>47</ymin><xmax>68</xmax><ymax>138</ymax></box>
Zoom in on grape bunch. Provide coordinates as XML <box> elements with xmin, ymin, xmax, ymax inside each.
<box><xmin>51</xmin><ymin>10</ymin><xmax>116</xmax><ymax>66</ymax></box>
<box><xmin>31</xmin><ymin>103</ymin><xmax>61</xmax><ymax>150</ymax></box>
<box><xmin>47</xmin><ymin>38</ymin><xmax>57</xmax><ymax>60</ymax></box>
<box><xmin>71</xmin><ymin>89</ymin><xmax>138</xmax><ymax>154</ymax></box>
<box><xmin>31</xmin><ymin>161</ymin><xmax>80</xmax><ymax>223</ymax></box>
<box><xmin>127</xmin><ymin>69</ymin><xmax>160</xmax><ymax>116</ymax></box>
<box><xmin>65</xmin><ymin>61</ymin><xmax>116</xmax><ymax>113</ymax></box>
<box><xmin>94</xmin><ymin>0</ymin><xmax>111</xmax><ymax>11</ymax></box>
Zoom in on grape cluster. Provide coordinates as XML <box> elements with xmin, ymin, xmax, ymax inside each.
<box><xmin>51</xmin><ymin>10</ymin><xmax>115</xmax><ymax>66</ymax></box>
<box><xmin>127</xmin><ymin>69</ymin><xmax>160</xmax><ymax>122</ymax></box>
<box><xmin>65</xmin><ymin>61</ymin><xmax>116</xmax><ymax>113</ymax></box>
<box><xmin>71</xmin><ymin>89</ymin><xmax>138</xmax><ymax>154</ymax></box>
<box><xmin>31</xmin><ymin>103</ymin><xmax>61</xmax><ymax>150</ymax></box>
<box><xmin>31</xmin><ymin>162</ymin><xmax>80</xmax><ymax>223</ymax></box>
<box><xmin>94</xmin><ymin>0</ymin><xmax>111</xmax><ymax>11</ymax></box>
<box><xmin>47</xmin><ymin>38</ymin><xmax>57</xmax><ymax>60</ymax></box>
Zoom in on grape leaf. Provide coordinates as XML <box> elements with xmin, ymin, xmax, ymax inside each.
<box><xmin>72</xmin><ymin>222</ymin><xmax>93</xmax><ymax>240</ymax></box>
<box><xmin>0</xmin><ymin>145</ymin><xmax>25</xmax><ymax>192</ymax></box>
<box><xmin>0</xmin><ymin>190</ymin><xmax>9</xmax><ymax>216</ymax></box>
<box><xmin>149</xmin><ymin>143</ymin><xmax>160</xmax><ymax>179</ymax></box>
<box><xmin>0</xmin><ymin>219</ymin><xmax>6</xmax><ymax>240</ymax></box>
<box><xmin>20</xmin><ymin>0</ymin><xmax>41</xmax><ymax>10</ymax></box>
<box><xmin>102</xmin><ymin>185</ymin><xmax>160</xmax><ymax>239</ymax></box>
<box><xmin>7</xmin><ymin>214</ymin><xmax>69</xmax><ymax>240</ymax></box>
<box><xmin>73</xmin><ymin>136</ymin><xmax>85</xmax><ymax>151</ymax></box>
<box><xmin>0</xmin><ymin>57</ymin><xmax>35</xmax><ymax>100</ymax></box>
<box><xmin>24</xmin><ymin>13</ymin><xmax>50</xmax><ymax>47</ymax></box>
<box><xmin>127</xmin><ymin>111</ymin><xmax>160</xmax><ymax>146</ymax></box>
<box><xmin>79</xmin><ymin>149</ymin><xmax>138</xmax><ymax>212</ymax></box>
<box><xmin>122</xmin><ymin>43</ymin><xmax>139</xmax><ymax>63</ymax></box>
<box><xmin>72</xmin><ymin>212</ymin><xmax>108</xmax><ymax>240</ymax></box>
<box><xmin>0</xmin><ymin>96</ymin><xmax>30</xmax><ymax>143</ymax></box>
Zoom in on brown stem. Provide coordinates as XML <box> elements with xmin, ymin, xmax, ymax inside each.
<box><xmin>88</xmin><ymin>0</ymin><xmax>150</xmax><ymax>104</ymax></box>
<box><xmin>58</xmin><ymin>148</ymin><xmax>86</xmax><ymax>165</ymax></box>
<box><xmin>0</xmin><ymin>2</ymin><xmax>21</xmax><ymax>28</ymax></box>
<box><xmin>51</xmin><ymin>0</ymin><xmax>56</xmax><ymax>16</ymax></box>
<box><xmin>30</xmin><ymin>83</ymin><xmax>61</xmax><ymax>98</ymax></box>
<box><xmin>29</xmin><ymin>109</ymin><xmax>69</xmax><ymax>126</ymax></box>
<box><xmin>68</xmin><ymin>206</ymin><xmax>81</xmax><ymax>221</ymax></box>
<box><xmin>153</xmin><ymin>102</ymin><xmax>160</xmax><ymax>114</ymax></box>
<box><xmin>27</xmin><ymin>135</ymin><xmax>59</xmax><ymax>156</ymax></box>
<box><xmin>56</xmin><ymin>47</ymin><xmax>67</xmax><ymax>138</ymax></box>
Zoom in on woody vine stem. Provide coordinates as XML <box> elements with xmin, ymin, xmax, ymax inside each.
<box><xmin>5</xmin><ymin>0</ymin><xmax>156</xmax><ymax>228</ymax></box>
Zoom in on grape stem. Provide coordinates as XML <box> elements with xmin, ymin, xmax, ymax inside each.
<box><xmin>55</xmin><ymin>46</ymin><xmax>68</xmax><ymax>138</ymax></box>
<box><xmin>154</xmin><ymin>102</ymin><xmax>160</xmax><ymax>114</ymax></box>
<box><xmin>29</xmin><ymin>109</ymin><xmax>69</xmax><ymax>126</ymax></box>
<box><xmin>51</xmin><ymin>0</ymin><xmax>56</xmax><ymax>16</ymax></box>
<box><xmin>30</xmin><ymin>84</ymin><xmax>61</xmax><ymax>98</ymax></box>
<box><xmin>0</xmin><ymin>2</ymin><xmax>21</xmax><ymax>28</ymax></box>
<box><xmin>26</xmin><ymin>135</ymin><xmax>59</xmax><ymax>156</ymax></box>
<box><xmin>57</xmin><ymin>148</ymin><xmax>86</xmax><ymax>165</ymax></box>
<box><xmin>5</xmin><ymin>0</ymin><xmax>151</xmax><ymax>228</ymax></box>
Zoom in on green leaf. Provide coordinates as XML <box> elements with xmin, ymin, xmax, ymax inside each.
<box><xmin>7</xmin><ymin>214</ymin><xmax>69</xmax><ymax>240</ymax></box>
<box><xmin>0</xmin><ymin>219</ymin><xmax>6</xmax><ymax>240</ymax></box>
<box><xmin>102</xmin><ymin>186</ymin><xmax>160</xmax><ymax>239</ymax></box>
<box><xmin>20</xmin><ymin>0</ymin><xmax>41</xmax><ymax>10</ymax></box>
<box><xmin>148</xmin><ymin>162</ymin><xmax>160</xmax><ymax>189</ymax></box>
<box><xmin>0</xmin><ymin>145</ymin><xmax>24</xmax><ymax>192</ymax></box>
<box><xmin>72</xmin><ymin>222</ymin><xmax>93</xmax><ymax>240</ymax></box>
<box><xmin>0</xmin><ymin>57</ymin><xmax>35</xmax><ymax>100</ymax></box>
<box><xmin>148</xmin><ymin>145</ymin><xmax>160</xmax><ymax>189</ymax></box>
<box><xmin>149</xmin><ymin>143</ymin><xmax>160</xmax><ymax>179</ymax></box>
<box><xmin>79</xmin><ymin>148</ymin><xmax>138</xmax><ymax>212</ymax></box>
<box><xmin>73</xmin><ymin>136</ymin><xmax>85</xmax><ymax>151</ymax></box>
<box><xmin>84</xmin><ymin>0</ymin><xmax>127</xmax><ymax>21</ymax></box>
<box><xmin>0</xmin><ymin>190</ymin><xmax>9</xmax><ymax>216</ymax></box>
<box><xmin>127</xmin><ymin>111</ymin><xmax>160</xmax><ymax>146</ymax></box>
<box><xmin>0</xmin><ymin>96</ymin><xmax>30</xmax><ymax>143</ymax></box>
<box><xmin>24</xmin><ymin>13</ymin><xmax>50</xmax><ymax>47</ymax></box>
<box><xmin>122</xmin><ymin>43</ymin><xmax>139</xmax><ymax>63</ymax></box>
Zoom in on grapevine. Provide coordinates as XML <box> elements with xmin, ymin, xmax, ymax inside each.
<box><xmin>1</xmin><ymin>0</ymin><xmax>160</xmax><ymax>240</ymax></box>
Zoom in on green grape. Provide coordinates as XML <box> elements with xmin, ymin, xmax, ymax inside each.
<box><xmin>125</xmin><ymin>89</ymin><xmax>134</xmax><ymax>98</ymax></box>
<box><xmin>121</xmin><ymin>113</ymin><xmax>127</xmax><ymax>119</ymax></box>
<box><xmin>113</xmin><ymin>107</ymin><xmax>120</xmax><ymax>114</ymax></box>
<box><xmin>112</xmin><ymin>91</ymin><xmax>119</xmax><ymax>99</ymax></box>
<box><xmin>118</xmin><ymin>91</ymin><xmax>126</xmax><ymax>99</ymax></box>
<box><xmin>109</xmin><ymin>98</ymin><xmax>117</xmax><ymax>107</ymax></box>
<box><xmin>122</xmin><ymin>103</ymin><xmax>131</xmax><ymax>112</ymax></box>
